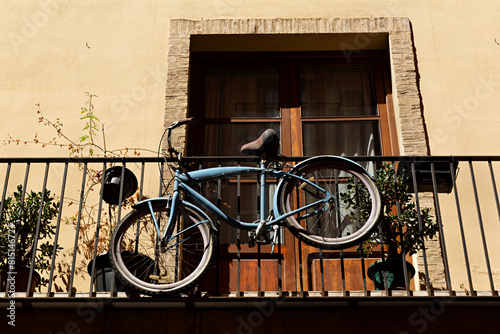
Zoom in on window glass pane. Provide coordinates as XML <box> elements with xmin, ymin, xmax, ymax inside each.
<box><xmin>302</xmin><ymin>121</ymin><xmax>381</xmax><ymax>156</ymax></box>
<box><xmin>303</xmin><ymin>121</ymin><xmax>381</xmax><ymax>174</ymax></box>
<box><xmin>205</xmin><ymin>67</ymin><xmax>280</xmax><ymax>118</ymax></box>
<box><xmin>300</xmin><ymin>66</ymin><xmax>378</xmax><ymax>117</ymax></box>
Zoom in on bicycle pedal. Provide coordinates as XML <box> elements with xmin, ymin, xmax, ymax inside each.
<box><xmin>248</xmin><ymin>230</ymin><xmax>273</xmax><ymax>246</ymax></box>
<box><xmin>255</xmin><ymin>230</ymin><xmax>274</xmax><ymax>245</ymax></box>
<box><xmin>248</xmin><ymin>231</ymin><xmax>256</xmax><ymax>247</ymax></box>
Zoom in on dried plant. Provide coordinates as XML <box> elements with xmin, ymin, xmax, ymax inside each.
<box><xmin>2</xmin><ymin>93</ymin><xmax>152</xmax><ymax>273</ymax></box>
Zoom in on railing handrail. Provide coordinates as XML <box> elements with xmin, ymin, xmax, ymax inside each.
<box><xmin>1</xmin><ymin>155</ymin><xmax>500</xmax><ymax>164</ymax></box>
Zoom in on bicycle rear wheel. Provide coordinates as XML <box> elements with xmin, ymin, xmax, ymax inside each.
<box><xmin>110</xmin><ymin>200</ymin><xmax>214</xmax><ymax>296</ymax></box>
<box><xmin>277</xmin><ymin>157</ymin><xmax>381</xmax><ymax>250</ymax></box>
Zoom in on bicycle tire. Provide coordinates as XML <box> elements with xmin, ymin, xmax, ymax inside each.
<box><xmin>277</xmin><ymin>157</ymin><xmax>381</xmax><ymax>250</ymax></box>
<box><xmin>110</xmin><ymin>200</ymin><xmax>215</xmax><ymax>296</ymax></box>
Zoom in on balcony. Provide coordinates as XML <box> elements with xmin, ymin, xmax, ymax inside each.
<box><xmin>1</xmin><ymin>155</ymin><xmax>500</xmax><ymax>304</ymax></box>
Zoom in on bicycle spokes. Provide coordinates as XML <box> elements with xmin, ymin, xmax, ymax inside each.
<box><xmin>110</xmin><ymin>201</ymin><xmax>214</xmax><ymax>295</ymax></box>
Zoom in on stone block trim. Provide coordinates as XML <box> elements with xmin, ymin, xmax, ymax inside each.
<box><xmin>164</xmin><ymin>17</ymin><xmax>445</xmax><ymax>290</ymax></box>
<box><xmin>168</xmin><ymin>17</ymin><xmax>412</xmax><ymax>36</ymax></box>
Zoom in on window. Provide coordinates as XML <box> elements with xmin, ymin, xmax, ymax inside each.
<box><xmin>189</xmin><ymin>51</ymin><xmax>395</xmax><ymax>165</ymax></box>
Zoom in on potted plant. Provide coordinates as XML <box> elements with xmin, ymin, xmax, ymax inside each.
<box><xmin>0</xmin><ymin>185</ymin><xmax>61</xmax><ymax>291</ymax></box>
<box><xmin>342</xmin><ymin>162</ymin><xmax>439</xmax><ymax>290</ymax></box>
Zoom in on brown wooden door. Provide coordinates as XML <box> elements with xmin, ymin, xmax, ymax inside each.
<box><xmin>188</xmin><ymin>52</ymin><xmax>396</xmax><ymax>293</ymax></box>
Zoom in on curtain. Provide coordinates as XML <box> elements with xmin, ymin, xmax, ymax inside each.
<box><xmin>204</xmin><ymin>67</ymin><xmax>280</xmax><ymax>157</ymax></box>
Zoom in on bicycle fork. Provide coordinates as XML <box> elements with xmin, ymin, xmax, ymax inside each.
<box><xmin>146</xmin><ymin>176</ymin><xmax>183</xmax><ymax>250</ymax></box>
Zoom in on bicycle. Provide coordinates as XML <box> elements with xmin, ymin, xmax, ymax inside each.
<box><xmin>109</xmin><ymin>118</ymin><xmax>381</xmax><ymax>295</ymax></box>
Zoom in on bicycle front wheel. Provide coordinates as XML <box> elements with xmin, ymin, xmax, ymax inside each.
<box><xmin>278</xmin><ymin>157</ymin><xmax>381</xmax><ymax>250</ymax></box>
<box><xmin>110</xmin><ymin>200</ymin><xmax>215</xmax><ymax>296</ymax></box>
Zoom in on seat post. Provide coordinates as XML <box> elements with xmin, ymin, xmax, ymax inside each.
<box><xmin>259</xmin><ymin>159</ymin><xmax>267</xmax><ymax>223</ymax></box>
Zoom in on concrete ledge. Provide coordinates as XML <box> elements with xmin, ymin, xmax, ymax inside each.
<box><xmin>3</xmin><ymin>295</ymin><xmax>500</xmax><ymax>333</ymax></box>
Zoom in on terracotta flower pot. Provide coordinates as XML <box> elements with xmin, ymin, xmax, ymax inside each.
<box><xmin>0</xmin><ymin>265</ymin><xmax>41</xmax><ymax>293</ymax></box>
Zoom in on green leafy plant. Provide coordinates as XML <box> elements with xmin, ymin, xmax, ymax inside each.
<box><xmin>0</xmin><ymin>185</ymin><xmax>61</xmax><ymax>286</ymax></box>
<box><xmin>342</xmin><ymin>162</ymin><xmax>439</xmax><ymax>258</ymax></box>
<box><xmin>35</xmin><ymin>92</ymin><xmax>109</xmax><ymax>158</ymax></box>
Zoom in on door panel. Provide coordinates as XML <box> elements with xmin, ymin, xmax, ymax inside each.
<box><xmin>309</xmin><ymin>256</ymin><xmax>379</xmax><ymax>291</ymax></box>
<box><xmin>229</xmin><ymin>259</ymin><xmax>280</xmax><ymax>292</ymax></box>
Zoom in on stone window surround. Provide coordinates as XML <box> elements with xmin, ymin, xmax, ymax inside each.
<box><xmin>165</xmin><ymin>17</ymin><xmax>428</xmax><ymax>156</ymax></box>
<box><xmin>164</xmin><ymin>17</ymin><xmax>443</xmax><ymax>290</ymax></box>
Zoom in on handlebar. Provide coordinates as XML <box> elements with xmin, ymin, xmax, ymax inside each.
<box><xmin>168</xmin><ymin>117</ymin><xmax>194</xmax><ymax>130</ymax></box>
<box><xmin>166</xmin><ymin>117</ymin><xmax>195</xmax><ymax>158</ymax></box>
<box><xmin>178</xmin><ymin>117</ymin><xmax>194</xmax><ymax>126</ymax></box>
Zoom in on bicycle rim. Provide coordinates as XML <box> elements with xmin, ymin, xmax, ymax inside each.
<box><xmin>110</xmin><ymin>202</ymin><xmax>214</xmax><ymax>295</ymax></box>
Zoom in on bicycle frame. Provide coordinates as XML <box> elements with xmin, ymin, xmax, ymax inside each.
<box><xmin>110</xmin><ymin>118</ymin><xmax>382</xmax><ymax>296</ymax></box>
<box><xmin>146</xmin><ymin>161</ymin><xmax>332</xmax><ymax>243</ymax></box>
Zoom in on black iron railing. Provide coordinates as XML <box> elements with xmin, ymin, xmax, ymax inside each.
<box><xmin>0</xmin><ymin>156</ymin><xmax>499</xmax><ymax>298</ymax></box>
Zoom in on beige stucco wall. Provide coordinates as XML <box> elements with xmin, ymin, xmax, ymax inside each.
<box><xmin>1</xmin><ymin>1</ymin><xmax>500</xmax><ymax>293</ymax></box>
<box><xmin>2</xmin><ymin>1</ymin><xmax>499</xmax><ymax>157</ymax></box>
<box><xmin>2</xmin><ymin>1</ymin><xmax>499</xmax><ymax>155</ymax></box>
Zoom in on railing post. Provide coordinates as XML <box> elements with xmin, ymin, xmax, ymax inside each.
<box><xmin>393</xmin><ymin>159</ymin><xmax>412</xmax><ymax>296</ymax></box>
<box><xmin>430</xmin><ymin>160</ymin><xmax>452</xmax><ymax>294</ymax></box>
<box><xmin>88</xmin><ymin>162</ymin><xmax>107</xmax><ymax>297</ymax></box>
<box><xmin>450</xmin><ymin>159</ymin><xmax>475</xmax><ymax>295</ymax></box>
<box><xmin>47</xmin><ymin>162</ymin><xmax>68</xmax><ymax>296</ymax></box>
<box><xmin>469</xmin><ymin>160</ymin><xmax>495</xmax><ymax>294</ymax></box>
<box><xmin>27</xmin><ymin>163</ymin><xmax>50</xmax><ymax>294</ymax></box>
<box><xmin>411</xmin><ymin>159</ymin><xmax>432</xmax><ymax>295</ymax></box>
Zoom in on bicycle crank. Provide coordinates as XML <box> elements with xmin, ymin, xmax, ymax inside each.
<box><xmin>149</xmin><ymin>274</ymin><xmax>173</xmax><ymax>283</ymax></box>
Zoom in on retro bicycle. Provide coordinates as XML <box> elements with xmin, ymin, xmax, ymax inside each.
<box><xmin>109</xmin><ymin>118</ymin><xmax>381</xmax><ymax>295</ymax></box>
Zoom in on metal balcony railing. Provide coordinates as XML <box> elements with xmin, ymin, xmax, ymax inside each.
<box><xmin>1</xmin><ymin>156</ymin><xmax>500</xmax><ymax>299</ymax></box>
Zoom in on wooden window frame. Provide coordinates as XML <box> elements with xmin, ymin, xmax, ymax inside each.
<box><xmin>188</xmin><ymin>50</ymin><xmax>399</xmax><ymax>157</ymax></box>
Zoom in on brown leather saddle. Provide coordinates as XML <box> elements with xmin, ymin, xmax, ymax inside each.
<box><xmin>240</xmin><ymin>129</ymin><xmax>280</xmax><ymax>161</ymax></box>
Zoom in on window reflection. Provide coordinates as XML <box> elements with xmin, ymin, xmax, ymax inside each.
<box><xmin>300</xmin><ymin>66</ymin><xmax>378</xmax><ymax>117</ymax></box>
<box><xmin>205</xmin><ymin>67</ymin><xmax>280</xmax><ymax>119</ymax></box>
